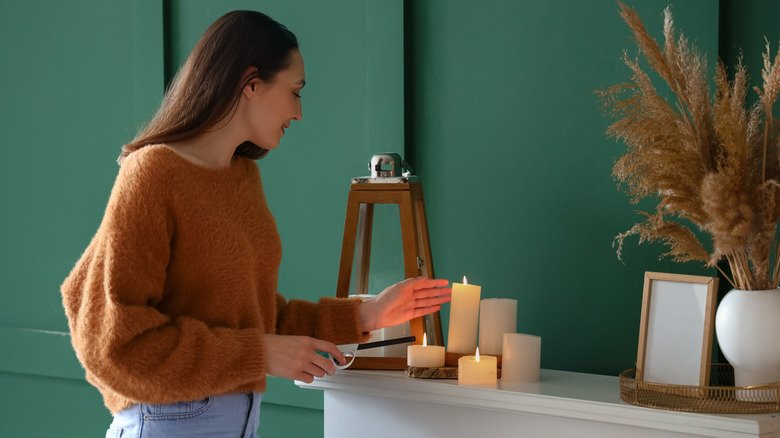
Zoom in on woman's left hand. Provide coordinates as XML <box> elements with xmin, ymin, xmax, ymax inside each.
<box><xmin>358</xmin><ymin>277</ymin><xmax>452</xmax><ymax>332</ymax></box>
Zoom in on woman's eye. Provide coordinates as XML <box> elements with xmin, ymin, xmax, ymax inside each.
<box><xmin>293</xmin><ymin>92</ymin><xmax>301</xmax><ymax>99</ymax></box>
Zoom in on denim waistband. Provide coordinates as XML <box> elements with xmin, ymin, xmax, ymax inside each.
<box><xmin>107</xmin><ymin>392</ymin><xmax>263</xmax><ymax>438</ymax></box>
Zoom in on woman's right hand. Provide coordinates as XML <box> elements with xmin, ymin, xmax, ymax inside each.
<box><xmin>262</xmin><ymin>334</ymin><xmax>346</xmax><ymax>383</ymax></box>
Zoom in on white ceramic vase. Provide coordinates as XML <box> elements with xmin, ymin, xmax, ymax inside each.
<box><xmin>715</xmin><ymin>289</ymin><xmax>780</xmax><ymax>389</ymax></box>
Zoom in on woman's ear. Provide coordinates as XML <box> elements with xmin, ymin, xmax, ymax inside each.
<box><xmin>241</xmin><ymin>66</ymin><xmax>261</xmax><ymax>98</ymax></box>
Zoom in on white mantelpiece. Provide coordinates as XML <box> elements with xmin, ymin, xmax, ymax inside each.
<box><xmin>296</xmin><ymin>369</ymin><xmax>780</xmax><ymax>438</ymax></box>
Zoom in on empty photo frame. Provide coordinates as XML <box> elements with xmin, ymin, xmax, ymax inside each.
<box><xmin>636</xmin><ymin>272</ymin><xmax>719</xmax><ymax>387</ymax></box>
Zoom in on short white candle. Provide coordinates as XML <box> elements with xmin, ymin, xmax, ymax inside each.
<box><xmin>478</xmin><ymin>298</ymin><xmax>517</xmax><ymax>355</ymax></box>
<box><xmin>501</xmin><ymin>333</ymin><xmax>541</xmax><ymax>383</ymax></box>
<box><xmin>458</xmin><ymin>347</ymin><xmax>497</xmax><ymax>385</ymax></box>
<box><xmin>407</xmin><ymin>333</ymin><xmax>445</xmax><ymax>368</ymax></box>
<box><xmin>447</xmin><ymin>276</ymin><xmax>481</xmax><ymax>353</ymax></box>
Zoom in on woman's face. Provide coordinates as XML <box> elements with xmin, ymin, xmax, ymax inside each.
<box><xmin>243</xmin><ymin>49</ymin><xmax>305</xmax><ymax>149</ymax></box>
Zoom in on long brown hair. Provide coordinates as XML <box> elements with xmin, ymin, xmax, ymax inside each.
<box><xmin>118</xmin><ymin>10</ymin><xmax>299</xmax><ymax>165</ymax></box>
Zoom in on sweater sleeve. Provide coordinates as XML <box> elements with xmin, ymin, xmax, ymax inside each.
<box><xmin>275</xmin><ymin>293</ymin><xmax>371</xmax><ymax>345</ymax></box>
<box><xmin>61</xmin><ymin>153</ymin><xmax>266</xmax><ymax>406</ymax></box>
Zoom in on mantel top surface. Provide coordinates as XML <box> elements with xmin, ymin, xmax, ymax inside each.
<box><xmin>298</xmin><ymin>368</ymin><xmax>780</xmax><ymax>435</ymax></box>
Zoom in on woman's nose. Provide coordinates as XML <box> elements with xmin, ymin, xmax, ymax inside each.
<box><xmin>293</xmin><ymin>101</ymin><xmax>303</xmax><ymax>121</ymax></box>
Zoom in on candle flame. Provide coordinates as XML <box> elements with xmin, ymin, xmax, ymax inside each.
<box><xmin>423</xmin><ymin>333</ymin><xmax>427</xmax><ymax>347</ymax></box>
<box><xmin>476</xmin><ymin>347</ymin><xmax>480</xmax><ymax>362</ymax></box>
<box><xmin>463</xmin><ymin>276</ymin><xmax>468</xmax><ymax>285</ymax></box>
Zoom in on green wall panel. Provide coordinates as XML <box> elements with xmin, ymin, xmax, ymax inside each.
<box><xmin>0</xmin><ymin>0</ymin><xmax>163</xmax><ymax>332</ymax></box>
<box><xmin>4</xmin><ymin>1</ymin><xmax>780</xmax><ymax>437</ymax></box>
<box><xmin>407</xmin><ymin>0</ymin><xmax>720</xmax><ymax>375</ymax></box>
<box><xmin>259</xmin><ymin>401</ymin><xmax>324</xmax><ymax>438</ymax></box>
<box><xmin>0</xmin><ymin>372</ymin><xmax>112</xmax><ymax>437</ymax></box>
<box><xmin>720</xmin><ymin>0</ymin><xmax>780</xmax><ymax>92</ymax></box>
<box><xmin>0</xmin><ymin>327</ymin><xmax>82</xmax><ymax>380</ymax></box>
<box><xmin>167</xmin><ymin>0</ymin><xmax>406</xmax><ymax>302</ymax></box>
<box><xmin>0</xmin><ymin>368</ymin><xmax>321</xmax><ymax>438</ymax></box>
<box><xmin>164</xmin><ymin>0</ymin><xmax>405</xmax><ymax>422</ymax></box>
<box><xmin>0</xmin><ymin>0</ymin><xmax>114</xmax><ymax>331</ymax></box>
<box><xmin>2</xmin><ymin>1</ymin><xmax>403</xmax><ymax>436</ymax></box>
<box><xmin>0</xmin><ymin>0</ymin><xmax>162</xmax><ymax>435</ymax></box>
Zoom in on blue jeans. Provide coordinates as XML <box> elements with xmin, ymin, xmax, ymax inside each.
<box><xmin>105</xmin><ymin>392</ymin><xmax>262</xmax><ymax>438</ymax></box>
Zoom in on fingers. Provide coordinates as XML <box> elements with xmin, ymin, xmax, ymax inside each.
<box><xmin>297</xmin><ymin>354</ymin><xmax>336</xmax><ymax>381</ymax></box>
<box><xmin>414</xmin><ymin>286</ymin><xmax>452</xmax><ymax>299</ymax></box>
<box><xmin>295</xmin><ymin>372</ymin><xmax>315</xmax><ymax>384</ymax></box>
<box><xmin>368</xmin><ymin>277</ymin><xmax>452</xmax><ymax>330</ymax></box>
<box><xmin>407</xmin><ymin>277</ymin><xmax>452</xmax><ymax>300</ymax></box>
<box><xmin>413</xmin><ymin>304</ymin><xmax>442</xmax><ymax>319</ymax></box>
<box><xmin>415</xmin><ymin>294</ymin><xmax>452</xmax><ymax>308</ymax></box>
<box><xmin>409</xmin><ymin>276</ymin><xmax>450</xmax><ymax>290</ymax></box>
<box><xmin>313</xmin><ymin>338</ymin><xmax>346</xmax><ymax>367</ymax></box>
<box><xmin>410</xmin><ymin>293</ymin><xmax>451</xmax><ymax>320</ymax></box>
<box><xmin>264</xmin><ymin>334</ymin><xmax>345</xmax><ymax>383</ymax></box>
<box><xmin>293</xmin><ymin>344</ymin><xmax>339</xmax><ymax>382</ymax></box>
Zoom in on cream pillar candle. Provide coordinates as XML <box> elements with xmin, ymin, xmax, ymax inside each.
<box><xmin>458</xmin><ymin>347</ymin><xmax>497</xmax><ymax>385</ymax></box>
<box><xmin>446</xmin><ymin>276</ymin><xmax>481</xmax><ymax>353</ymax></box>
<box><xmin>478</xmin><ymin>298</ymin><xmax>517</xmax><ymax>355</ymax></box>
<box><xmin>501</xmin><ymin>333</ymin><xmax>541</xmax><ymax>383</ymax></box>
<box><xmin>407</xmin><ymin>333</ymin><xmax>445</xmax><ymax>368</ymax></box>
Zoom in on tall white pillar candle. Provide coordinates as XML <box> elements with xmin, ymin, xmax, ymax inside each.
<box><xmin>478</xmin><ymin>298</ymin><xmax>517</xmax><ymax>355</ymax></box>
<box><xmin>446</xmin><ymin>277</ymin><xmax>481</xmax><ymax>354</ymax></box>
<box><xmin>501</xmin><ymin>333</ymin><xmax>541</xmax><ymax>383</ymax></box>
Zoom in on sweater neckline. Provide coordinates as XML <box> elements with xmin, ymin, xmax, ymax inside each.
<box><xmin>151</xmin><ymin>144</ymin><xmax>247</xmax><ymax>177</ymax></box>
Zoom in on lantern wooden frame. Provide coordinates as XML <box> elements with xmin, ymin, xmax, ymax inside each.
<box><xmin>335</xmin><ymin>178</ymin><xmax>444</xmax><ymax>369</ymax></box>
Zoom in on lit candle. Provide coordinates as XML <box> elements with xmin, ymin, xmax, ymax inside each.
<box><xmin>446</xmin><ymin>276</ymin><xmax>481</xmax><ymax>354</ymax></box>
<box><xmin>478</xmin><ymin>298</ymin><xmax>517</xmax><ymax>355</ymax></box>
<box><xmin>458</xmin><ymin>347</ymin><xmax>497</xmax><ymax>385</ymax></box>
<box><xmin>406</xmin><ymin>333</ymin><xmax>445</xmax><ymax>368</ymax></box>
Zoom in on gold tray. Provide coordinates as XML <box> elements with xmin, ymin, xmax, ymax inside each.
<box><xmin>620</xmin><ymin>364</ymin><xmax>780</xmax><ymax>413</ymax></box>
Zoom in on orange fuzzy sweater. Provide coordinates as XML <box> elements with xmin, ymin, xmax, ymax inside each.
<box><xmin>61</xmin><ymin>145</ymin><xmax>368</xmax><ymax>414</ymax></box>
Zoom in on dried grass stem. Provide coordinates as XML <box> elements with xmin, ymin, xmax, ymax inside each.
<box><xmin>603</xmin><ymin>2</ymin><xmax>780</xmax><ymax>291</ymax></box>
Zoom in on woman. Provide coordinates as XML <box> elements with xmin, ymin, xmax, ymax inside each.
<box><xmin>61</xmin><ymin>10</ymin><xmax>451</xmax><ymax>438</ymax></box>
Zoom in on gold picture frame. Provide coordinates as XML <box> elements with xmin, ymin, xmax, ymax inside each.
<box><xmin>636</xmin><ymin>272</ymin><xmax>719</xmax><ymax>388</ymax></box>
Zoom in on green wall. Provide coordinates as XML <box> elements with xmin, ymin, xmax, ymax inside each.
<box><xmin>3</xmin><ymin>0</ymin><xmax>780</xmax><ymax>436</ymax></box>
<box><xmin>408</xmin><ymin>0</ymin><xmax>722</xmax><ymax>375</ymax></box>
<box><xmin>1</xmin><ymin>0</ymin><xmax>161</xmax><ymax>435</ymax></box>
<box><xmin>1</xmin><ymin>0</ymin><xmax>402</xmax><ymax>436</ymax></box>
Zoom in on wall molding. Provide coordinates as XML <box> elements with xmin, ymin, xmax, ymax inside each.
<box><xmin>0</xmin><ymin>325</ymin><xmax>322</xmax><ymax>410</ymax></box>
<box><xmin>0</xmin><ymin>326</ymin><xmax>83</xmax><ymax>380</ymax></box>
